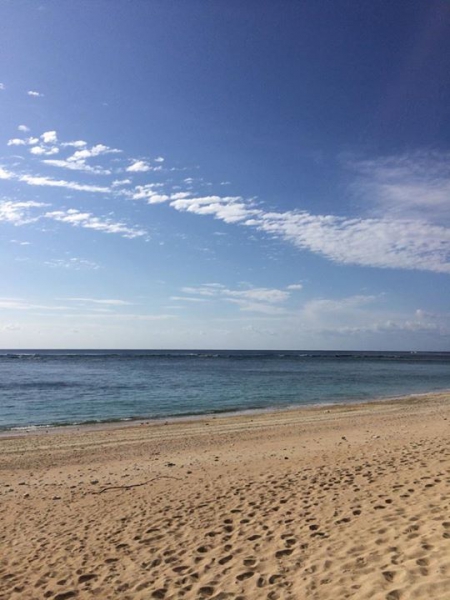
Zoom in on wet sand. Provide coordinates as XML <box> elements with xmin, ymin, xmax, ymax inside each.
<box><xmin>1</xmin><ymin>392</ymin><xmax>450</xmax><ymax>599</ymax></box>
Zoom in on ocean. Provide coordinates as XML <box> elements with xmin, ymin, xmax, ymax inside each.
<box><xmin>0</xmin><ymin>350</ymin><xmax>449</xmax><ymax>431</ymax></box>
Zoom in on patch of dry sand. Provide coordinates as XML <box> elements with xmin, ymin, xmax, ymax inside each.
<box><xmin>1</xmin><ymin>393</ymin><xmax>450</xmax><ymax>599</ymax></box>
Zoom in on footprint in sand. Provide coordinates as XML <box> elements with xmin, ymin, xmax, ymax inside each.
<box><xmin>236</xmin><ymin>571</ymin><xmax>254</xmax><ymax>581</ymax></box>
<box><xmin>386</xmin><ymin>590</ymin><xmax>402</xmax><ymax>600</ymax></box>
<box><xmin>275</xmin><ymin>549</ymin><xmax>293</xmax><ymax>558</ymax></box>
<box><xmin>78</xmin><ymin>573</ymin><xmax>97</xmax><ymax>583</ymax></box>
<box><xmin>198</xmin><ymin>586</ymin><xmax>215</xmax><ymax>597</ymax></box>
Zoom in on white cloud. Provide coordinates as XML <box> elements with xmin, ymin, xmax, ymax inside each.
<box><xmin>20</xmin><ymin>174</ymin><xmax>110</xmax><ymax>193</ymax></box>
<box><xmin>0</xmin><ymin>83</ymin><xmax>5</xmax><ymax>90</ymax></box>
<box><xmin>42</xmin><ymin>143</ymin><xmax>120</xmax><ymax>175</ymax></box>
<box><xmin>0</xmin><ymin>167</ymin><xmax>14</xmax><ymax>179</ymax></box>
<box><xmin>8</xmin><ymin>136</ymin><xmax>40</xmax><ymax>147</ymax></box>
<box><xmin>225</xmin><ymin>288</ymin><xmax>289</xmax><ymax>303</ymax></box>
<box><xmin>10</xmin><ymin>240</ymin><xmax>31</xmax><ymax>246</ymax></box>
<box><xmin>41</xmin><ymin>130</ymin><xmax>57</xmax><ymax>144</ymax></box>
<box><xmin>0</xmin><ymin>200</ymin><xmax>48</xmax><ymax>225</ymax></box>
<box><xmin>159</xmin><ymin>151</ymin><xmax>450</xmax><ymax>274</ymax></box>
<box><xmin>170</xmin><ymin>296</ymin><xmax>208</xmax><ymax>303</ymax></box>
<box><xmin>4</xmin><ymin>129</ymin><xmax>449</xmax><ymax>276</ymax></box>
<box><xmin>7</xmin><ymin>138</ymin><xmax>26</xmax><ymax>146</ymax></box>
<box><xmin>253</xmin><ymin>210</ymin><xmax>450</xmax><ymax>274</ymax></box>
<box><xmin>351</xmin><ymin>152</ymin><xmax>450</xmax><ymax>223</ymax></box>
<box><xmin>42</xmin><ymin>159</ymin><xmax>111</xmax><ymax>175</ymax></box>
<box><xmin>61</xmin><ymin>140</ymin><xmax>87</xmax><ymax>148</ymax></box>
<box><xmin>1</xmin><ymin>163</ymin><xmax>111</xmax><ymax>191</ymax></box>
<box><xmin>170</xmin><ymin>195</ymin><xmax>260</xmax><ymax>224</ymax></box>
<box><xmin>127</xmin><ymin>160</ymin><xmax>152</xmax><ymax>173</ymax></box>
<box><xmin>302</xmin><ymin>295</ymin><xmax>377</xmax><ymax>319</ymax></box>
<box><xmin>179</xmin><ymin>284</ymin><xmax>292</xmax><ymax>314</ymax></box>
<box><xmin>170</xmin><ymin>192</ymin><xmax>191</xmax><ymax>200</ymax></box>
<box><xmin>27</xmin><ymin>90</ymin><xmax>44</xmax><ymax>97</ymax></box>
<box><xmin>0</xmin><ymin>298</ymin><xmax>67</xmax><ymax>311</ymax></box>
<box><xmin>30</xmin><ymin>145</ymin><xmax>59</xmax><ymax>156</ymax></box>
<box><xmin>18</xmin><ymin>125</ymin><xmax>30</xmax><ymax>132</ymax></box>
<box><xmin>45</xmin><ymin>258</ymin><xmax>100</xmax><ymax>270</ymax></box>
<box><xmin>112</xmin><ymin>179</ymin><xmax>132</xmax><ymax>187</ymax></box>
<box><xmin>67</xmin><ymin>143</ymin><xmax>120</xmax><ymax>162</ymax></box>
<box><xmin>287</xmin><ymin>284</ymin><xmax>303</xmax><ymax>290</ymax></box>
<box><xmin>67</xmin><ymin>298</ymin><xmax>133</xmax><ymax>306</ymax></box>
<box><xmin>154</xmin><ymin>156</ymin><xmax>165</xmax><ymax>163</ymax></box>
<box><xmin>45</xmin><ymin>208</ymin><xmax>147</xmax><ymax>239</ymax></box>
<box><xmin>131</xmin><ymin>184</ymin><xmax>169</xmax><ymax>202</ymax></box>
<box><xmin>0</xmin><ymin>197</ymin><xmax>145</xmax><ymax>240</ymax></box>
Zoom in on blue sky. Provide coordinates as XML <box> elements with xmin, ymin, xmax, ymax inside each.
<box><xmin>1</xmin><ymin>0</ymin><xmax>450</xmax><ymax>350</ymax></box>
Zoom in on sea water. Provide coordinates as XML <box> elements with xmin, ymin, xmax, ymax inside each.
<box><xmin>0</xmin><ymin>350</ymin><xmax>449</xmax><ymax>431</ymax></box>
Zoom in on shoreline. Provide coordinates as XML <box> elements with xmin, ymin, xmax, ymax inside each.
<box><xmin>1</xmin><ymin>387</ymin><xmax>449</xmax><ymax>440</ymax></box>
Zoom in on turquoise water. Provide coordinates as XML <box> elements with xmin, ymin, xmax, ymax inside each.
<box><xmin>0</xmin><ymin>350</ymin><xmax>449</xmax><ymax>430</ymax></box>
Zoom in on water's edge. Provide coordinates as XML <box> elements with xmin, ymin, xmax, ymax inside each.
<box><xmin>2</xmin><ymin>387</ymin><xmax>449</xmax><ymax>438</ymax></box>
<box><xmin>2</xmin><ymin>350</ymin><xmax>449</xmax><ymax>433</ymax></box>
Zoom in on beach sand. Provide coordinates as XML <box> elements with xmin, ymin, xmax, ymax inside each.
<box><xmin>1</xmin><ymin>393</ymin><xmax>450</xmax><ymax>599</ymax></box>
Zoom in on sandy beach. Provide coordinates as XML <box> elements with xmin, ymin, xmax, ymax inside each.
<box><xmin>1</xmin><ymin>393</ymin><xmax>450</xmax><ymax>599</ymax></box>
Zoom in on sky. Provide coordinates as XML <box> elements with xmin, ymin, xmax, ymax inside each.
<box><xmin>1</xmin><ymin>0</ymin><xmax>450</xmax><ymax>350</ymax></box>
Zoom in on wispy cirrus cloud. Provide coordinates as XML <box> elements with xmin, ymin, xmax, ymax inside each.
<box><xmin>112</xmin><ymin>178</ymin><xmax>132</xmax><ymax>187</ymax></box>
<box><xmin>27</xmin><ymin>90</ymin><xmax>44</xmax><ymax>97</ymax></box>
<box><xmin>350</xmin><ymin>151</ymin><xmax>450</xmax><ymax>223</ymax></box>
<box><xmin>61</xmin><ymin>140</ymin><xmax>87</xmax><ymax>148</ymax></box>
<box><xmin>3</xmin><ymin>126</ymin><xmax>450</xmax><ymax>273</ymax></box>
<box><xmin>45</xmin><ymin>208</ymin><xmax>147</xmax><ymax>239</ymax></box>
<box><xmin>0</xmin><ymin>199</ymin><xmax>147</xmax><ymax>239</ymax></box>
<box><xmin>44</xmin><ymin>257</ymin><xmax>100</xmax><ymax>270</ymax></box>
<box><xmin>135</xmin><ymin>151</ymin><xmax>449</xmax><ymax>274</ymax></box>
<box><xmin>177</xmin><ymin>283</ymin><xmax>302</xmax><ymax>314</ymax></box>
<box><xmin>287</xmin><ymin>283</ymin><xmax>303</xmax><ymax>290</ymax></box>
<box><xmin>0</xmin><ymin>297</ymin><xmax>65</xmax><ymax>310</ymax></box>
<box><xmin>67</xmin><ymin>298</ymin><xmax>133</xmax><ymax>306</ymax></box>
<box><xmin>42</xmin><ymin>159</ymin><xmax>111</xmax><ymax>175</ymax></box>
<box><xmin>251</xmin><ymin>210</ymin><xmax>450</xmax><ymax>274</ymax></box>
<box><xmin>20</xmin><ymin>174</ymin><xmax>110</xmax><ymax>193</ymax></box>
<box><xmin>170</xmin><ymin>295</ymin><xmax>209</xmax><ymax>303</ymax></box>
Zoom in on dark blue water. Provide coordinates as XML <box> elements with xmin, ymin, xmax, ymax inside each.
<box><xmin>0</xmin><ymin>350</ymin><xmax>449</xmax><ymax>430</ymax></box>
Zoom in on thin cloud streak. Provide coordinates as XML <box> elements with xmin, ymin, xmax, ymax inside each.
<box><xmin>20</xmin><ymin>174</ymin><xmax>111</xmax><ymax>193</ymax></box>
<box><xmin>45</xmin><ymin>209</ymin><xmax>147</xmax><ymax>239</ymax></box>
<box><xmin>3</xmin><ymin>128</ymin><xmax>450</xmax><ymax>273</ymax></box>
